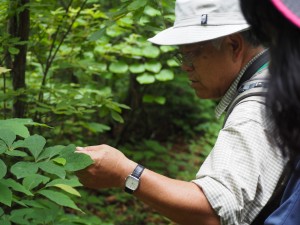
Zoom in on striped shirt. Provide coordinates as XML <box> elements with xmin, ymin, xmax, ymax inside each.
<box><xmin>192</xmin><ymin>56</ymin><xmax>287</xmax><ymax>225</ymax></box>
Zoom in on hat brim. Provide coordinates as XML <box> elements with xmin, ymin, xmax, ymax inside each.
<box><xmin>148</xmin><ymin>24</ymin><xmax>250</xmax><ymax>45</ymax></box>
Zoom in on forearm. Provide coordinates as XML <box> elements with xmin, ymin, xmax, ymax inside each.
<box><xmin>76</xmin><ymin>145</ymin><xmax>220</xmax><ymax>225</ymax></box>
<box><xmin>133</xmin><ymin>168</ymin><xmax>220</xmax><ymax>225</ymax></box>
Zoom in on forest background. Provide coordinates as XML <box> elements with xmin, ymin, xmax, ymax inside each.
<box><xmin>0</xmin><ymin>0</ymin><xmax>222</xmax><ymax>224</ymax></box>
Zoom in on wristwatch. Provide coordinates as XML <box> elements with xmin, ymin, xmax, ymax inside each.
<box><xmin>124</xmin><ymin>164</ymin><xmax>145</xmax><ymax>194</ymax></box>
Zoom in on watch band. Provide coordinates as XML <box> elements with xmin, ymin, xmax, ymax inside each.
<box><xmin>132</xmin><ymin>164</ymin><xmax>145</xmax><ymax>178</ymax></box>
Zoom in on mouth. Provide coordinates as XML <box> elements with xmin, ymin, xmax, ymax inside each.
<box><xmin>189</xmin><ymin>80</ymin><xmax>199</xmax><ymax>89</ymax></box>
<box><xmin>189</xmin><ymin>80</ymin><xmax>198</xmax><ymax>84</ymax></box>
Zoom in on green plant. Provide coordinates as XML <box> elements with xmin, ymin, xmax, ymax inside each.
<box><xmin>0</xmin><ymin>118</ymin><xmax>93</xmax><ymax>225</ymax></box>
<box><xmin>0</xmin><ymin>0</ymin><xmax>224</xmax><ymax>224</ymax></box>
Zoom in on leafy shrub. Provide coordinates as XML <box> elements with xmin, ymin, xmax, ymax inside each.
<box><xmin>0</xmin><ymin>118</ymin><xmax>94</xmax><ymax>225</ymax></box>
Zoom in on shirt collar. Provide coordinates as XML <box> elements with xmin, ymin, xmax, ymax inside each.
<box><xmin>215</xmin><ymin>49</ymin><xmax>268</xmax><ymax>119</ymax></box>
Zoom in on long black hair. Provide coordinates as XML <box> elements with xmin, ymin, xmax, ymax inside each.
<box><xmin>240</xmin><ymin>0</ymin><xmax>300</xmax><ymax>156</ymax></box>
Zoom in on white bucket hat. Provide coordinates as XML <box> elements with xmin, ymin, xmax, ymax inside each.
<box><xmin>148</xmin><ymin>0</ymin><xmax>250</xmax><ymax>45</ymax></box>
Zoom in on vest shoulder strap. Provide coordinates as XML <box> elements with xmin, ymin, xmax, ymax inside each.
<box><xmin>220</xmin><ymin>50</ymin><xmax>292</xmax><ymax>224</ymax></box>
<box><xmin>223</xmin><ymin>71</ymin><xmax>269</xmax><ymax>127</ymax></box>
<box><xmin>223</xmin><ymin>50</ymin><xmax>270</xmax><ymax>127</ymax></box>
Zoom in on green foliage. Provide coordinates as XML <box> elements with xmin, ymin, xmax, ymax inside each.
<box><xmin>0</xmin><ymin>0</ymin><xmax>178</xmax><ymax>146</ymax></box>
<box><xmin>0</xmin><ymin>0</ymin><xmax>224</xmax><ymax>224</ymax></box>
<box><xmin>0</xmin><ymin>119</ymin><xmax>93</xmax><ymax>225</ymax></box>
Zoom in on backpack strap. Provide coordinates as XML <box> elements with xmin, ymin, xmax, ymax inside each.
<box><xmin>221</xmin><ymin>50</ymin><xmax>293</xmax><ymax>224</ymax></box>
<box><xmin>223</xmin><ymin>77</ymin><xmax>269</xmax><ymax>126</ymax></box>
<box><xmin>251</xmin><ymin>162</ymin><xmax>293</xmax><ymax>225</ymax></box>
<box><xmin>223</xmin><ymin>50</ymin><xmax>270</xmax><ymax>127</ymax></box>
<box><xmin>237</xmin><ymin>50</ymin><xmax>270</xmax><ymax>89</ymax></box>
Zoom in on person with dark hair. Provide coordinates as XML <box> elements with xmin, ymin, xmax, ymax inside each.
<box><xmin>74</xmin><ymin>0</ymin><xmax>288</xmax><ymax>224</ymax></box>
<box><xmin>240</xmin><ymin>0</ymin><xmax>300</xmax><ymax>224</ymax></box>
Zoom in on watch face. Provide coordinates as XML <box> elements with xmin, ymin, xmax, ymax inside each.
<box><xmin>125</xmin><ymin>175</ymin><xmax>139</xmax><ymax>190</ymax></box>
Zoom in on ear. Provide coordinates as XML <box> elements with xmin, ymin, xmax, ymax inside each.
<box><xmin>226</xmin><ymin>33</ymin><xmax>244</xmax><ymax>62</ymax></box>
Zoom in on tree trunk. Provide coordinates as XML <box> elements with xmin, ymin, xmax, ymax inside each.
<box><xmin>7</xmin><ymin>0</ymin><xmax>30</xmax><ymax>118</ymax></box>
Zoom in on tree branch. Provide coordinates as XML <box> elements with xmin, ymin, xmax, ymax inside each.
<box><xmin>38</xmin><ymin>0</ymin><xmax>88</xmax><ymax>103</ymax></box>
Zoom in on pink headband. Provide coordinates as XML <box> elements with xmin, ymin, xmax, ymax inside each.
<box><xmin>271</xmin><ymin>0</ymin><xmax>300</xmax><ymax>28</ymax></box>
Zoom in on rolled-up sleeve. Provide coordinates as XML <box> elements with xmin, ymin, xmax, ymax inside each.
<box><xmin>192</xmin><ymin>97</ymin><xmax>286</xmax><ymax>225</ymax></box>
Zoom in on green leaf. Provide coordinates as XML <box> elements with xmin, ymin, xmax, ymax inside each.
<box><xmin>143</xmin><ymin>94</ymin><xmax>167</xmax><ymax>105</ymax></box>
<box><xmin>22</xmin><ymin>174</ymin><xmax>50</xmax><ymax>190</ymax></box>
<box><xmin>0</xmin><ymin>129</ymin><xmax>16</xmax><ymax>148</ymax></box>
<box><xmin>0</xmin><ymin>182</ymin><xmax>12</xmax><ymax>206</ymax></box>
<box><xmin>127</xmin><ymin>0</ymin><xmax>147</xmax><ymax>11</ymax></box>
<box><xmin>58</xmin><ymin>144</ymin><xmax>76</xmax><ymax>157</ymax></box>
<box><xmin>38</xmin><ymin>161</ymin><xmax>66</xmax><ymax>179</ymax></box>
<box><xmin>11</xmin><ymin>162</ymin><xmax>39</xmax><ymax>179</ymax></box>
<box><xmin>0</xmin><ymin>140</ymin><xmax>6</xmax><ymax>154</ymax></box>
<box><xmin>1</xmin><ymin>178</ymin><xmax>33</xmax><ymax>196</ymax></box>
<box><xmin>155</xmin><ymin>69</ymin><xmax>174</xmax><ymax>81</ymax></box>
<box><xmin>136</xmin><ymin>73</ymin><xmax>155</xmax><ymax>84</ymax></box>
<box><xmin>12</xmin><ymin>140</ymin><xmax>25</xmax><ymax>148</ymax></box>
<box><xmin>145</xmin><ymin>61</ymin><xmax>162</xmax><ymax>73</ymax></box>
<box><xmin>64</xmin><ymin>153</ymin><xmax>93</xmax><ymax>171</ymax></box>
<box><xmin>37</xmin><ymin>145</ymin><xmax>64</xmax><ymax>161</ymax></box>
<box><xmin>144</xmin><ymin>6</ymin><xmax>161</xmax><ymax>17</ymax></box>
<box><xmin>0</xmin><ymin>159</ymin><xmax>7</xmax><ymax>179</ymax></box>
<box><xmin>0</xmin><ymin>67</ymin><xmax>11</xmax><ymax>75</ymax></box>
<box><xmin>154</xmin><ymin>96</ymin><xmax>166</xmax><ymax>105</ymax></box>
<box><xmin>52</xmin><ymin>157</ymin><xmax>66</xmax><ymax>166</ymax></box>
<box><xmin>129</xmin><ymin>63</ymin><xmax>145</xmax><ymax>74</ymax></box>
<box><xmin>5</xmin><ymin>150</ymin><xmax>28</xmax><ymax>157</ymax></box>
<box><xmin>160</xmin><ymin>45</ymin><xmax>176</xmax><ymax>53</ymax></box>
<box><xmin>46</xmin><ymin>178</ymin><xmax>82</xmax><ymax>188</ymax></box>
<box><xmin>105</xmin><ymin>101</ymin><xmax>122</xmax><ymax>113</ymax></box>
<box><xmin>52</xmin><ymin>184</ymin><xmax>81</xmax><ymax>197</ymax></box>
<box><xmin>21</xmin><ymin>200</ymin><xmax>45</xmax><ymax>208</ymax></box>
<box><xmin>60</xmin><ymin>145</ymin><xmax>93</xmax><ymax>172</ymax></box>
<box><xmin>0</xmin><ymin>119</ymin><xmax>31</xmax><ymax>138</ymax></box>
<box><xmin>142</xmin><ymin>45</ymin><xmax>160</xmax><ymax>58</ymax></box>
<box><xmin>10</xmin><ymin>206</ymin><xmax>59</xmax><ymax>224</ymax></box>
<box><xmin>63</xmin><ymin>149</ymin><xmax>94</xmax><ymax>171</ymax></box>
<box><xmin>23</xmin><ymin>135</ymin><xmax>46</xmax><ymax>160</ymax></box>
<box><xmin>167</xmin><ymin>58</ymin><xmax>179</xmax><ymax>67</ymax></box>
<box><xmin>82</xmin><ymin>122</ymin><xmax>110</xmax><ymax>133</ymax></box>
<box><xmin>12</xmin><ymin>197</ymin><xmax>27</xmax><ymax>207</ymax></box>
<box><xmin>88</xmin><ymin>27</ymin><xmax>107</xmax><ymax>41</ymax></box>
<box><xmin>109</xmin><ymin>61</ymin><xmax>129</xmax><ymax>74</ymax></box>
<box><xmin>111</xmin><ymin>111</ymin><xmax>124</xmax><ymax>123</ymax></box>
<box><xmin>142</xmin><ymin>94</ymin><xmax>155</xmax><ymax>103</ymax></box>
<box><xmin>0</xmin><ymin>217</ymin><xmax>11</xmax><ymax>225</ymax></box>
<box><xmin>8</xmin><ymin>47</ymin><xmax>20</xmax><ymax>55</ymax></box>
<box><xmin>38</xmin><ymin>190</ymin><xmax>82</xmax><ymax>212</ymax></box>
<box><xmin>10</xmin><ymin>208</ymin><xmax>34</xmax><ymax>224</ymax></box>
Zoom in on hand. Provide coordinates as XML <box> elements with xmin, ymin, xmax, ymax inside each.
<box><xmin>75</xmin><ymin>144</ymin><xmax>136</xmax><ymax>189</ymax></box>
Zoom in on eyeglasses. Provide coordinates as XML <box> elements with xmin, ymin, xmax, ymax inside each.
<box><xmin>173</xmin><ymin>43</ymin><xmax>207</xmax><ymax>67</ymax></box>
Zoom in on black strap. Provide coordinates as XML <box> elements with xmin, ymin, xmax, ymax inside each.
<box><xmin>223</xmin><ymin>50</ymin><xmax>270</xmax><ymax>127</ymax></box>
<box><xmin>251</xmin><ymin>162</ymin><xmax>292</xmax><ymax>225</ymax></box>
<box><xmin>237</xmin><ymin>50</ymin><xmax>270</xmax><ymax>90</ymax></box>
<box><xmin>226</xmin><ymin>49</ymin><xmax>292</xmax><ymax>225</ymax></box>
<box><xmin>222</xmin><ymin>50</ymin><xmax>293</xmax><ymax>224</ymax></box>
<box><xmin>132</xmin><ymin>164</ymin><xmax>144</xmax><ymax>178</ymax></box>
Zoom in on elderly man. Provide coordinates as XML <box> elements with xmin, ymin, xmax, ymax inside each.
<box><xmin>76</xmin><ymin>0</ymin><xmax>287</xmax><ymax>224</ymax></box>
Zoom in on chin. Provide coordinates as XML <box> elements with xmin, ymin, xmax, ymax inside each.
<box><xmin>196</xmin><ymin>92</ymin><xmax>221</xmax><ymax>100</ymax></box>
<box><xmin>195</xmin><ymin>92</ymin><xmax>210</xmax><ymax>99</ymax></box>
<box><xmin>194</xmin><ymin>88</ymin><xmax>206</xmax><ymax>98</ymax></box>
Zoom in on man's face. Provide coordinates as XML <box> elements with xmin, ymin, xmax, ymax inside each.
<box><xmin>179</xmin><ymin>39</ymin><xmax>239</xmax><ymax>99</ymax></box>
